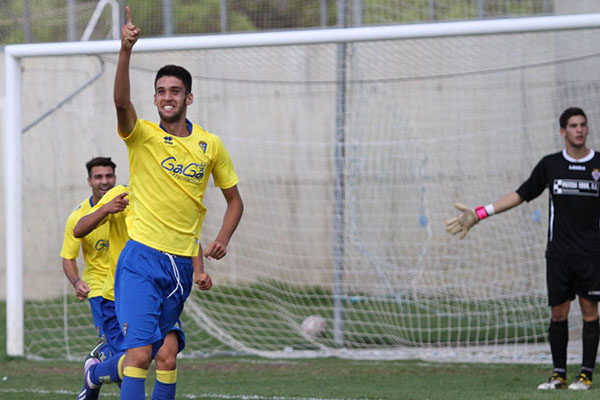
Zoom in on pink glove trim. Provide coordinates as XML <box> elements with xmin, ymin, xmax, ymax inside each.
<box><xmin>475</xmin><ymin>206</ymin><xmax>488</xmax><ymax>220</ymax></box>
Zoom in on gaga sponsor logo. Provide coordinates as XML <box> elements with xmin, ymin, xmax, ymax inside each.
<box><xmin>95</xmin><ymin>239</ymin><xmax>109</xmax><ymax>250</ymax></box>
<box><xmin>161</xmin><ymin>156</ymin><xmax>205</xmax><ymax>182</ymax></box>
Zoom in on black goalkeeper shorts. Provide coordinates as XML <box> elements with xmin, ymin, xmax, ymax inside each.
<box><xmin>546</xmin><ymin>255</ymin><xmax>600</xmax><ymax>307</ymax></box>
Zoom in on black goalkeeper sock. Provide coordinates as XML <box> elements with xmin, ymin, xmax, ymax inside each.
<box><xmin>549</xmin><ymin>320</ymin><xmax>568</xmax><ymax>379</ymax></box>
<box><xmin>581</xmin><ymin>318</ymin><xmax>599</xmax><ymax>381</ymax></box>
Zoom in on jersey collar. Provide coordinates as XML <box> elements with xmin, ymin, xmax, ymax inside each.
<box><xmin>562</xmin><ymin>148</ymin><xmax>594</xmax><ymax>163</ymax></box>
<box><xmin>159</xmin><ymin>119</ymin><xmax>193</xmax><ymax>135</ymax></box>
<box><xmin>88</xmin><ymin>195</ymin><xmax>94</xmax><ymax>207</ymax></box>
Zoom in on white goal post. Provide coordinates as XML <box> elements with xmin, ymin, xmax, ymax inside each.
<box><xmin>6</xmin><ymin>13</ymin><xmax>600</xmax><ymax>359</ymax></box>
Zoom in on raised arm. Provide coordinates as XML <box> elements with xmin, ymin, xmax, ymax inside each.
<box><xmin>446</xmin><ymin>191</ymin><xmax>524</xmax><ymax>239</ymax></box>
<box><xmin>73</xmin><ymin>192</ymin><xmax>129</xmax><ymax>238</ymax></box>
<box><xmin>204</xmin><ymin>185</ymin><xmax>244</xmax><ymax>260</ymax></box>
<box><xmin>114</xmin><ymin>6</ymin><xmax>139</xmax><ymax>138</ymax></box>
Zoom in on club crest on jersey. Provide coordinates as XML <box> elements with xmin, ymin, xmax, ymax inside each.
<box><xmin>593</xmin><ymin>169</ymin><xmax>600</xmax><ymax>181</ymax></box>
<box><xmin>163</xmin><ymin>136</ymin><xmax>174</xmax><ymax>145</ymax></box>
<box><xmin>122</xmin><ymin>323</ymin><xmax>128</xmax><ymax>337</ymax></box>
<box><xmin>198</xmin><ymin>141</ymin><xmax>207</xmax><ymax>153</ymax></box>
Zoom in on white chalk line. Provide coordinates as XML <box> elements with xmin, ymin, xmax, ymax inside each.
<box><xmin>0</xmin><ymin>388</ymin><xmax>381</xmax><ymax>400</ymax></box>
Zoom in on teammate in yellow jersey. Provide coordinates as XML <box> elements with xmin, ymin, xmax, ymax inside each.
<box><xmin>80</xmin><ymin>6</ymin><xmax>244</xmax><ymax>400</ymax></box>
<box><xmin>60</xmin><ymin>157</ymin><xmax>116</xmax><ymax>340</ymax></box>
<box><xmin>74</xmin><ymin>185</ymin><xmax>212</xmax><ymax>400</ymax></box>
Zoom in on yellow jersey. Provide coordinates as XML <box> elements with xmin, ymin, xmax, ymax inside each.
<box><xmin>119</xmin><ymin>118</ymin><xmax>238</xmax><ymax>256</ymax></box>
<box><xmin>84</xmin><ymin>185</ymin><xmax>131</xmax><ymax>301</ymax></box>
<box><xmin>60</xmin><ymin>197</ymin><xmax>111</xmax><ymax>298</ymax></box>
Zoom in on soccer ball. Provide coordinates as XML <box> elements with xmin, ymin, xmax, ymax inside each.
<box><xmin>301</xmin><ymin>315</ymin><xmax>327</xmax><ymax>338</ymax></box>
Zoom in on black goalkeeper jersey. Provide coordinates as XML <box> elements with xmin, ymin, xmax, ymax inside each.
<box><xmin>516</xmin><ymin>149</ymin><xmax>600</xmax><ymax>258</ymax></box>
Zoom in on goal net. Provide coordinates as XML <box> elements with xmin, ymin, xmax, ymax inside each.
<box><xmin>7</xmin><ymin>16</ymin><xmax>600</xmax><ymax>362</ymax></box>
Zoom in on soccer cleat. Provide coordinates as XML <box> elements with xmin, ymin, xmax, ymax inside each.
<box><xmin>537</xmin><ymin>373</ymin><xmax>567</xmax><ymax>390</ymax></box>
<box><xmin>89</xmin><ymin>340</ymin><xmax>105</xmax><ymax>358</ymax></box>
<box><xmin>76</xmin><ymin>354</ymin><xmax>101</xmax><ymax>400</ymax></box>
<box><xmin>568</xmin><ymin>373</ymin><xmax>592</xmax><ymax>390</ymax></box>
<box><xmin>88</xmin><ymin>339</ymin><xmax>111</xmax><ymax>362</ymax></box>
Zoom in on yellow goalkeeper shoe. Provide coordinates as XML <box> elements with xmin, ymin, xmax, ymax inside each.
<box><xmin>537</xmin><ymin>373</ymin><xmax>567</xmax><ymax>390</ymax></box>
<box><xmin>568</xmin><ymin>373</ymin><xmax>592</xmax><ymax>390</ymax></box>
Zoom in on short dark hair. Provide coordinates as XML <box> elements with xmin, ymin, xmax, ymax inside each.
<box><xmin>559</xmin><ymin>107</ymin><xmax>587</xmax><ymax>129</ymax></box>
<box><xmin>154</xmin><ymin>65</ymin><xmax>192</xmax><ymax>94</ymax></box>
<box><xmin>86</xmin><ymin>157</ymin><xmax>116</xmax><ymax>177</ymax></box>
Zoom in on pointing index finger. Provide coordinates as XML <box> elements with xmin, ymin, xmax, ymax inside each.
<box><xmin>126</xmin><ymin>6</ymin><xmax>132</xmax><ymax>25</ymax></box>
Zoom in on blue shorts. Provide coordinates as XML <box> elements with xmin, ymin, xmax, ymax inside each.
<box><xmin>88</xmin><ymin>296</ymin><xmax>105</xmax><ymax>339</ymax></box>
<box><xmin>101</xmin><ymin>297</ymin><xmax>186</xmax><ymax>355</ymax></box>
<box><xmin>114</xmin><ymin>240</ymin><xmax>193</xmax><ymax>355</ymax></box>
<box><xmin>100</xmin><ymin>297</ymin><xmax>123</xmax><ymax>354</ymax></box>
<box><xmin>169</xmin><ymin>320</ymin><xmax>187</xmax><ymax>354</ymax></box>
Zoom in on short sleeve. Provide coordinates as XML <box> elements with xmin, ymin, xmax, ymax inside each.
<box><xmin>60</xmin><ymin>210</ymin><xmax>81</xmax><ymax>259</ymax></box>
<box><xmin>118</xmin><ymin>118</ymin><xmax>142</xmax><ymax>144</ymax></box>
<box><xmin>516</xmin><ymin>158</ymin><xmax>547</xmax><ymax>202</ymax></box>
<box><xmin>211</xmin><ymin>137</ymin><xmax>239</xmax><ymax>189</ymax></box>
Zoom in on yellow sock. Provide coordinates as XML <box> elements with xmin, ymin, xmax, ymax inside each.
<box><xmin>117</xmin><ymin>354</ymin><xmax>126</xmax><ymax>380</ymax></box>
<box><xmin>156</xmin><ymin>369</ymin><xmax>177</xmax><ymax>384</ymax></box>
<box><xmin>123</xmin><ymin>366</ymin><xmax>148</xmax><ymax>379</ymax></box>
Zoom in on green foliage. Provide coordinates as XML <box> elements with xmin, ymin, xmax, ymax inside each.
<box><xmin>124</xmin><ymin>0</ymin><xmax>167</xmax><ymax>37</ymax></box>
<box><xmin>230</xmin><ymin>0</ymin><xmax>334</xmax><ymax>29</ymax></box>
<box><xmin>1</xmin><ymin>0</ymin><xmax>553</xmax><ymax>45</ymax></box>
<box><xmin>0</xmin><ymin>0</ymin><xmax>25</xmax><ymax>43</ymax></box>
<box><xmin>174</xmin><ymin>0</ymin><xmax>255</xmax><ymax>34</ymax></box>
<box><xmin>0</xmin><ymin>301</ymin><xmax>5</xmax><ymax>359</ymax></box>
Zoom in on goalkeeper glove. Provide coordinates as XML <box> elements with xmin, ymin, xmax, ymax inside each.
<box><xmin>445</xmin><ymin>202</ymin><xmax>490</xmax><ymax>239</ymax></box>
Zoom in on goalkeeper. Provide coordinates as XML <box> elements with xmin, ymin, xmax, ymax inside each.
<box><xmin>446</xmin><ymin>107</ymin><xmax>600</xmax><ymax>391</ymax></box>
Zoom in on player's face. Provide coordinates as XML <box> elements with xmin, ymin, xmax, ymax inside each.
<box><xmin>154</xmin><ymin>76</ymin><xmax>193</xmax><ymax>123</ymax></box>
<box><xmin>561</xmin><ymin>115</ymin><xmax>588</xmax><ymax>148</ymax></box>
<box><xmin>87</xmin><ymin>166</ymin><xmax>116</xmax><ymax>200</ymax></box>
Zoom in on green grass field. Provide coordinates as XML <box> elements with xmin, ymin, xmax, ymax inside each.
<box><xmin>0</xmin><ymin>355</ymin><xmax>598</xmax><ymax>400</ymax></box>
<box><xmin>1</xmin><ymin>302</ymin><xmax>598</xmax><ymax>400</ymax></box>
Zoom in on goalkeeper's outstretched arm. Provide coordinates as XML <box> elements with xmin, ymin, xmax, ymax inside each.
<box><xmin>446</xmin><ymin>191</ymin><xmax>524</xmax><ymax>239</ymax></box>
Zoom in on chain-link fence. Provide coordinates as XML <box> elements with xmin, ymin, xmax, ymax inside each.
<box><xmin>1</xmin><ymin>0</ymin><xmax>553</xmax><ymax>45</ymax></box>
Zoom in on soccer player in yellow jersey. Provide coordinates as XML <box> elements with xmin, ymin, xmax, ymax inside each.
<box><xmin>80</xmin><ymin>7</ymin><xmax>244</xmax><ymax>400</ymax></box>
<box><xmin>60</xmin><ymin>157</ymin><xmax>116</xmax><ymax>340</ymax></box>
<box><xmin>75</xmin><ymin>185</ymin><xmax>213</xmax><ymax>400</ymax></box>
<box><xmin>76</xmin><ymin>186</ymin><xmax>131</xmax><ymax>353</ymax></box>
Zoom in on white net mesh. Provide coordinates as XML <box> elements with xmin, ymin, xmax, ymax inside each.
<box><xmin>16</xmin><ymin>25</ymin><xmax>600</xmax><ymax>362</ymax></box>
